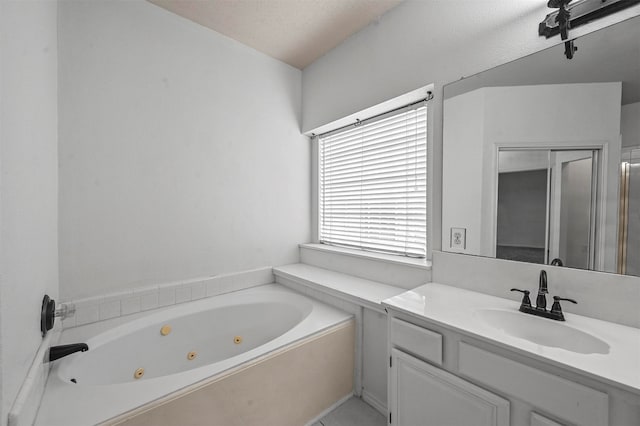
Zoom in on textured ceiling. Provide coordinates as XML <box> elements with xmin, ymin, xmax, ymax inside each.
<box><xmin>148</xmin><ymin>0</ymin><xmax>404</xmax><ymax>69</ymax></box>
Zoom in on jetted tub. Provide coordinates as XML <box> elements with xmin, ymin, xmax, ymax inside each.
<box><xmin>35</xmin><ymin>284</ymin><xmax>353</xmax><ymax>425</ymax></box>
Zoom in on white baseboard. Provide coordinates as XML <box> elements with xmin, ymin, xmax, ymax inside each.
<box><xmin>362</xmin><ymin>389</ymin><xmax>387</xmax><ymax>415</ymax></box>
<box><xmin>304</xmin><ymin>392</ymin><xmax>353</xmax><ymax>426</ymax></box>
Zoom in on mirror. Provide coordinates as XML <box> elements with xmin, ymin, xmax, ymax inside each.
<box><xmin>442</xmin><ymin>15</ymin><xmax>640</xmax><ymax>276</ymax></box>
<box><xmin>497</xmin><ymin>148</ymin><xmax>599</xmax><ymax>269</ymax></box>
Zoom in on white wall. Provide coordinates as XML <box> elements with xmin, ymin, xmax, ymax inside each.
<box><xmin>441</xmin><ymin>89</ymin><xmax>484</xmax><ymax>254</ymax></box>
<box><xmin>622</xmin><ymin>102</ymin><xmax>640</xmax><ymax>148</ymax></box>
<box><xmin>0</xmin><ymin>1</ymin><xmax>59</xmax><ymax>424</ymax></box>
<box><xmin>299</xmin><ymin>244</ymin><xmax>430</xmax><ymax>289</ymax></box>
<box><xmin>498</xmin><ymin>150</ymin><xmax>548</xmax><ymax>173</ymax></box>
<box><xmin>58</xmin><ymin>1</ymin><xmax>309</xmax><ymax>300</ymax></box>
<box><xmin>302</xmin><ymin>0</ymin><xmax>640</xmax><ymax>252</ymax></box>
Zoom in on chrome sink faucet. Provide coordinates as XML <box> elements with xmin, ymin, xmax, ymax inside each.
<box><xmin>510</xmin><ymin>269</ymin><xmax>577</xmax><ymax>321</ymax></box>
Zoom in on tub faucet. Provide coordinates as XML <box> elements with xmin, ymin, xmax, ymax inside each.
<box><xmin>49</xmin><ymin>343</ymin><xmax>89</xmax><ymax>362</ymax></box>
<box><xmin>41</xmin><ymin>295</ymin><xmax>75</xmax><ymax>337</ymax></box>
<box><xmin>536</xmin><ymin>270</ymin><xmax>548</xmax><ymax>310</ymax></box>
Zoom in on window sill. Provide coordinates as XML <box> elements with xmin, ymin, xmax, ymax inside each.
<box><xmin>299</xmin><ymin>243</ymin><xmax>432</xmax><ymax>270</ymax></box>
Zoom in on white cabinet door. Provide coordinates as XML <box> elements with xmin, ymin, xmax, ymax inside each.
<box><xmin>531</xmin><ymin>412</ymin><xmax>565</xmax><ymax>426</ymax></box>
<box><xmin>389</xmin><ymin>348</ymin><xmax>509</xmax><ymax>426</ymax></box>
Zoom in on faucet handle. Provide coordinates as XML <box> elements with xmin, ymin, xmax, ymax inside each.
<box><xmin>553</xmin><ymin>296</ymin><xmax>577</xmax><ymax>304</ymax></box>
<box><xmin>550</xmin><ymin>296</ymin><xmax>577</xmax><ymax>321</ymax></box>
<box><xmin>510</xmin><ymin>288</ymin><xmax>532</xmax><ymax>309</ymax></box>
<box><xmin>55</xmin><ymin>303</ymin><xmax>76</xmax><ymax>319</ymax></box>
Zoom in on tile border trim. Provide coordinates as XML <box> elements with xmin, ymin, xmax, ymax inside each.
<box><xmin>61</xmin><ymin>267</ymin><xmax>274</xmax><ymax>329</ymax></box>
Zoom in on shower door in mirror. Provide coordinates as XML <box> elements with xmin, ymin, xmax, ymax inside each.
<box><xmin>497</xmin><ymin>149</ymin><xmax>599</xmax><ymax>269</ymax></box>
<box><xmin>619</xmin><ymin>148</ymin><xmax>640</xmax><ymax>275</ymax></box>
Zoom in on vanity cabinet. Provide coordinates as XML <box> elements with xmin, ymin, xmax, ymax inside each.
<box><xmin>386</xmin><ymin>311</ymin><xmax>637</xmax><ymax>426</ymax></box>
<box><xmin>530</xmin><ymin>412</ymin><xmax>564</xmax><ymax>426</ymax></box>
<box><xmin>458</xmin><ymin>342</ymin><xmax>608</xmax><ymax>425</ymax></box>
<box><xmin>389</xmin><ymin>348</ymin><xmax>509</xmax><ymax>426</ymax></box>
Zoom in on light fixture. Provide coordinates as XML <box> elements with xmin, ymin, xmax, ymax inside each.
<box><xmin>539</xmin><ymin>0</ymin><xmax>640</xmax><ymax>59</ymax></box>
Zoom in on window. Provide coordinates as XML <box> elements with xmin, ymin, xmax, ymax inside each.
<box><xmin>318</xmin><ymin>102</ymin><xmax>427</xmax><ymax>258</ymax></box>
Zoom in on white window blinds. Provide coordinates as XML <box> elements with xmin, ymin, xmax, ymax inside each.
<box><xmin>319</xmin><ymin>103</ymin><xmax>427</xmax><ymax>258</ymax></box>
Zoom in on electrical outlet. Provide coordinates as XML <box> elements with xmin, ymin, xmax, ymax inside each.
<box><xmin>450</xmin><ymin>227</ymin><xmax>466</xmax><ymax>249</ymax></box>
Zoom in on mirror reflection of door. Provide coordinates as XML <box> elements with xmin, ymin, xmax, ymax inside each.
<box><xmin>619</xmin><ymin>148</ymin><xmax>640</xmax><ymax>275</ymax></box>
<box><xmin>555</xmin><ymin>151</ymin><xmax>597</xmax><ymax>270</ymax></box>
<box><xmin>626</xmin><ymin>157</ymin><xmax>640</xmax><ymax>275</ymax></box>
<box><xmin>497</xmin><ymin>149</ymin><xmax>598</xmax><ymax>268</ymax></box>
<box><xmin>497</xmin><ymin>150</ymin><xmax>548</xmax><ymax>264</ymax></box>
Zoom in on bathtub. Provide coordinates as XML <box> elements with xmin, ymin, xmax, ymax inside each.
<box><xmin>35</xmin><ymin>284</ymin><xmax>353</xmax><ymax>425</ymax></box>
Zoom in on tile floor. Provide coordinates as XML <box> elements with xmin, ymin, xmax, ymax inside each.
<box><xmin>313</xmin><ymin>397</ymin><xmax>386</xmax><ymax>426</ymax></box>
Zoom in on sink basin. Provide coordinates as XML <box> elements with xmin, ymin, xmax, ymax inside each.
<box><xmin>474</xmin><ymin>309</ymin><xmax>610</xmax><ymax>354</ymax></box>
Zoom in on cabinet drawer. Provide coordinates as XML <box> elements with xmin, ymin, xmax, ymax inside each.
<box><xmin>458</xmin><ymin>342</ymin><xmax>608</xmax><ymax>426</ymax></box>
<box><xmin>390</xmin><ymin>317</ymin><xmax>442</xmax><ymax>365</ymax></box>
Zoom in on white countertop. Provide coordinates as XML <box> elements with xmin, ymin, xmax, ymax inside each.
<box><xmin>383</xmin><ymin>282</ymin><xmax>640</xmax><ymax>396</ymax></box>
<box><xmin>274</xmin><ymin>263</ymin><xmax>408</xmax><ymax>312</ymax></box>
